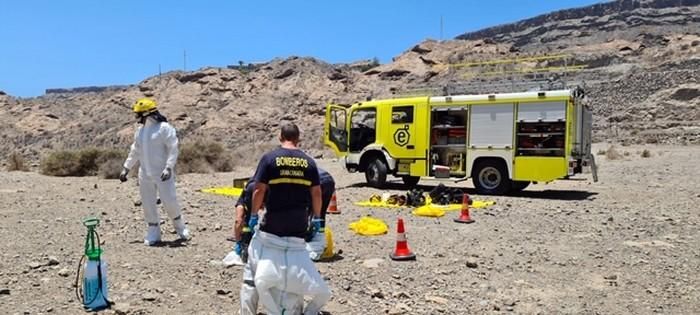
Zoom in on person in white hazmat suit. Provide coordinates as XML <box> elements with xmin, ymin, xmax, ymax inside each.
<box><xmin>240</xmin><ymin>123</ymin><xmax>331</xmax><ymax>315</ymax></box>
<box><xmin>119</xmin><ymin>98</ymin><xmax>190</xmax><ymax>246</ymax></box>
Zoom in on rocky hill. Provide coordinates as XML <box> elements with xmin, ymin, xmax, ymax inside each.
<box><xmin>456</xmin><ymin>0</ymin><xmax>700</xmax><ymax>46</ymax></box>
<box><xmin>1</xmin><ymin>0</ymin><xmax>699</xmax><ymax>165</ymax></box>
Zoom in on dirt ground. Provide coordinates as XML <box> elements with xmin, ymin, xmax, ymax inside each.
<box><xmin>1</xmin><ymin>144</ymin><xmax>699</xmax><ymax>315</ymax></box>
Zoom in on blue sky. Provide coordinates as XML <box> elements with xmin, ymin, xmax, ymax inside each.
<box><xmin>0</xmin><ymin>0</ymin><xmax>604</xmax><ymax>97</ymax></box>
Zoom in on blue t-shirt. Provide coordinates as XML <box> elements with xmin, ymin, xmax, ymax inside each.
<box><xmin>318</xmin><ymin>167</ymin><xmax>334</xmax><ymax>189</ymax></box>
<box><xmin>254</xmin><ymin>147</ymin><xmax>320</xmax><ymax>238</ymax></box>
<box><xmin>239</xmin><ymin>168</ymin><xmax>333</xmax><ymax>220</ymax></box>
<box><xmin>235</xmin><ymin>180</ymin><xmax>256</xmax><ymax>221</ymax></box>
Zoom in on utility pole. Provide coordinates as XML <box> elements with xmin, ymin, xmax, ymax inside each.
<box><xmin>183</xmin><ymin>50</ymin><xmax>187</xmax><ymax>71</ymax></box>
<box><xmin>440</xmin><ymin>15</ymin><xmax>444</xmax><ymax>41</ymax></box>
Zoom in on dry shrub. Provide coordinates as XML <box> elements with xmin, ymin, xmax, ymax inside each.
<box><xmin>641</xmin><ymin>149</ymin><xmax>651</xmax><ymax>158</ymax></box>
<box><xmin>41</xmin><ymin>141</ymin><xmax>236</xmax><ymax>177</ymax></box>
<box><xmin>98</xmin><ymin>158</ymin><xmax>125</xmax><ymax>179</ymax></box>
<box><xmin>41</xmin><ymin>148</ymin><xmax>126</xmax><ymax>177</ymax></box>
<box><xmin>179</xmin><ymin>140</ymin><xmax>234</xmax><ymax>174</ymax></box>
<box><xmin>41</xmin><ymin>150</ymin><xmax>83</xmax><ymax>176</ymax></box>
<box><xmin>596</xmin><ymin>149</ymin><xmax>606</xmax><ymax>156</ymax></box>
<box><xmin>78</xmin><ymin>148</ymin><xmax>102</xmax><ymax>171</ymax></box>
<box><xmin>605</xmin><ymin>145</ymin><xmax>623</xmax><ymax>160</ymax></box>
<box><xmin>7</xmin><ymin>152</ymin><xmax>29</xmax><ymax>171</ymax></box>
<box><xmin>97</xmin><ymin>149</ymin><xmax>127</xmax><ymax>179</ymax></box>
<box><xmin>230</xmin><ymin>141</ymin><xmax>279</xmax><ymax>170</ymax></box>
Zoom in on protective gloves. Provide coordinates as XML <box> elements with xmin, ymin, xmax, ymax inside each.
<box><xmin>119</xmin><ymin>168</ymin><xmax>129</xmax><ymax>182</ymax></box>
<box><xmin>234</xmin><ymin>241</ymin><xmax>243</xmax><ymax>255</ymax></box>
<box><xmin>160</xmin><ymin>167</ymin><xmax>172</xmax><ymax>181</ymax></box>
<box><xmin>311</xmin><ymin>217</ymin><xmax>324</xmax><ymax>235</ymax></box>
<box><xmin>248</xmin><ymin>215</ymin><xmax>259</xmax><ymax>231</ymax></box>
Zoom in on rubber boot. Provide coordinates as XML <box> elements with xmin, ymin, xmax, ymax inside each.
<box><xmin>144</xmin><ymin>224</ymin><xmax>161</xmax><ymax>246</ymax></box>
<box><xmin>173</xmin><ymin>217</ymin><xmax>190</xmax><ymax>241</ymax></box>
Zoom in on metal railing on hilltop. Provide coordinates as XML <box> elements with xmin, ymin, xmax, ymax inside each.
<box><xmin>391</xmin><ymin>54</ymin><xmax>588</xmax><ymax>98</ymax></box>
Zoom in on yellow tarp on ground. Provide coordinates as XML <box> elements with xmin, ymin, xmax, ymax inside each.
<box><xmin>354</xmin><ymin>200</ymin><xmax>403</xmax><ymax>208</ymax></box>
<box><xmin>354</xmin><ymin>198</ymin><xmax>496</xmax><ymax>210</ymax></box>
<box><xmin>349</xmin><ymin>217</ymin><xmax>389</xmax><ymax>236</ymax></box>
<box><xmin>430</xmin><ymin>200</ymin><xmax>497</xmax><ymax>211</ymax></box>
<box><xmin>200</xmin><ymin>187</ymin><xmax>244</xmax><ymax>197</ymax></box>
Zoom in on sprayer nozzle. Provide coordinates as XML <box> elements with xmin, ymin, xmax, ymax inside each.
<box><xmin>83</xmin><ymin>217</ymin><xmax>100</xmax><ymax>228</ymax></box>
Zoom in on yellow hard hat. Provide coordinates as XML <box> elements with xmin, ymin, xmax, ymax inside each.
<box><xmin>132</xmin><ymin>98</ymin><xmax>158</xmax><ymax>114</ymax></box>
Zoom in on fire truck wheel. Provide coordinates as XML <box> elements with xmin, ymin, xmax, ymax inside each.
<box><xmin>472</xmin><ymin>159</ymin><xmax>512</xmax><ymax>195</ymax></box>
<box><xmin>511</xmin><ymin>181</ymin><xmax>530</xmax><ymax>192</ymax></box>
<box><xmin>365</xmin><ymin>159</ymin><xmax>388</xmax><ymax>188</ymax></box>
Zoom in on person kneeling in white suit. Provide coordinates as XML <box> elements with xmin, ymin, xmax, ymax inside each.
<box><xmin>120</xmin><ymin>98</ymin><xmax>190</xmax><ymax>246</ymax></box>
<box><xmin>223</xmin><ymin>167</ymin><xmax>335</xmax><ymax>267</ymax></box>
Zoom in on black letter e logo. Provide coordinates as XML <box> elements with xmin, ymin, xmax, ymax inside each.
<box><xmin>393</xmin><ymin>125</ymin><xmax>410</xmax><ymax>147</ymax></box>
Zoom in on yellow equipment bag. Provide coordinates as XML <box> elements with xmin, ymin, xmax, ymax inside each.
<box><xmin>200</xmin><ymin>187</ymin><xmax>244</xmax><ymax>197</ymax></box>
<box><xmin>349</xmin><ymin>217</ymin><xmax>388</xmax><ymax>236</ymax></box>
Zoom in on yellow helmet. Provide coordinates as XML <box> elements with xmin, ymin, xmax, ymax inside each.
<box><xmin>132</xmin><ymin>98</ymin><xmax>158</xmax><ymax>114</ymax></box>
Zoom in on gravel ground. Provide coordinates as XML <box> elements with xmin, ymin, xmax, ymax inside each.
<box><xmin>1</xmin><ymin>144</ymin><xmax>698</xmax><ymax>315</ymax></box>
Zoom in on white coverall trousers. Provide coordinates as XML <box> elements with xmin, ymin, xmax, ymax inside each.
<box><xmin>139</xmin><ymin>173</ymin><xmax>184</xmax><ymax>228</ymax></box>
<box><xmin>240</xmin><ymin>229</ymin><xmax>331</xmax><ymax>315</ymax></box>
<box><xmin>123</xmin><ymin>118</ymin><xmax>186</xmax><ymax>232</ymax></box>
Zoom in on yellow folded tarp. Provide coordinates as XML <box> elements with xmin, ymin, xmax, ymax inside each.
<box><xmin>412</xmin><ymin>200</ymin><xmax>497</xmax><ymax>218</ymax></box>
<box><xmin>200</xmin><ymin>187</ymin><xmax>244</xmax><ymax>197</ymax></box>
<box><xmin>412</xmin><ymin>205</ymin><xmax>446</xmax><ymax>217</ymax></box>
<box><xmin>349</xmin><ymin>217</ymin><xmax>389</xmax><ymax>236</ymax></box>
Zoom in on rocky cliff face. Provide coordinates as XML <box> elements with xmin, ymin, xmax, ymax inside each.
<box><xmin>379</xmin><ymin>0</ymin><xmax>700</xmax><ymax>145</ymax></box>
<box><xmin>2</xmin><ymin>0</ymin><xmax>699</xmax><ymax>163</ymax></box>
<box><xmin>456</xmin><ymin>0</ymin><xmax>700</xmax><ymax>48</ymax></box>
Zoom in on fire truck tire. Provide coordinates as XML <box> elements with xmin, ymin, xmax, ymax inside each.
<box><xmin>472</xmin><ymin>159</ymin><xmax>512</xmax><ymax>195</ymax></box>
<box><xmin>511</xmin><ymin>181</ymin><xmax>530</xmax><ymax>192</ymax></box>
<box><xmin>365</xmin><ymin>159</ymin><xmax>388</xmax><ymax>188</ymax></box>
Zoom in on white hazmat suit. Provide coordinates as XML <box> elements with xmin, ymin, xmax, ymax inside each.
<box><xmin>241</xmin><ymin>228</ymin><xmax>331</xmax><ymax>315</ymax></box>
<box><xmin>123</xmin><ymin>117</ymin><xmax>189</xmax><ymax>245</ymax></box>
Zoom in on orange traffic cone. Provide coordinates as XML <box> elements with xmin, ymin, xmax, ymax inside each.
<box><xmin>390</xmin><ymin>217</ymin><xmax>416</xmax><ymax>261</ymax></box>
<box><xmin>454</xmin><ymin>193</ymin><xmax>475</xmax><ymax>224</ymax></box>
<box><xmin>327</xmin><ymin>192</ymin><xmax>341</xmax><ymax>214</ymax></box>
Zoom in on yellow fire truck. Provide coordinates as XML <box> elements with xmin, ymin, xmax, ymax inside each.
<box><xmin>324</xmin><ymin>87</ymin><xmax>597</xmax><ymax>194</ymax></box>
